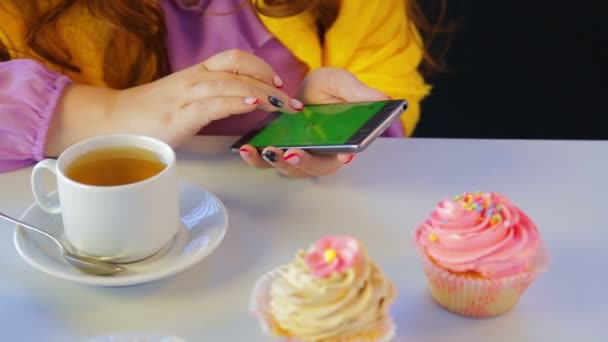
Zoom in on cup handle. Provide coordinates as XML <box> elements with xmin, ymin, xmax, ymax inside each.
<box><xmin>31</xmin><ymin>159</ymin><xmax>61</xmax><ymax>214</ymax></box>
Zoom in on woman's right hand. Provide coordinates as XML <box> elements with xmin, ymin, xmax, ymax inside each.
<box><xmin>45</xmin><ymin>49</ymin><xmax>303</xmax><ymax>156</ymax></box>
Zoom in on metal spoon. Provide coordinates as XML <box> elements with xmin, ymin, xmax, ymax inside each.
<box><xmin>0</xmin><ymin>211</ymin><xmax>125</xmax><ymax>276</ymax></box>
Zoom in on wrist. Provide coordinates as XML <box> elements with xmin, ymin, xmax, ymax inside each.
<box><xmin>44</xmin><ymin>84</ymin><xmax>120</xmax><ymax>156</ymax></box>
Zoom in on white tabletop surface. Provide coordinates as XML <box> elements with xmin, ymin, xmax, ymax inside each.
<box><xmin>1</xmin><ymin>136</ymin><xmax>607</xmax><ymax>342</ymax></box>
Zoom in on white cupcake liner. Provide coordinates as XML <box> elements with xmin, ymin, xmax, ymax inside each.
<box><xmin>419</xmin><ymin>251</ymin><xmax>543</xmax><ymax>318</ymax></box>
<box><xmin>250</xmin><ymin>270</ymin><xmax>396</xmax><ymax>342</ymax></box>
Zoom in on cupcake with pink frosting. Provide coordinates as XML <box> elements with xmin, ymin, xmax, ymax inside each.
<box><xmin>250</xmin><ymin>235</ymin><xmax>396</xmax><ymax>341</ymax></box>
<box><xmin>414</xmin><ymin>191</ymin><xmax>549</xmax><ymax>318</ymax></box>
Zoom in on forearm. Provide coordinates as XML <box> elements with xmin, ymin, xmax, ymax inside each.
<box><xmin>44</xmin><ymin>84</ymin><xmax>119</xmax><ymax>157</ymax></box>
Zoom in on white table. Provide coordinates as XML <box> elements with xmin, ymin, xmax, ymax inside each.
<box><xmin>1</xmin><ymin>136</ymin><xmax>607</xmax><ymax>342</ymax></box>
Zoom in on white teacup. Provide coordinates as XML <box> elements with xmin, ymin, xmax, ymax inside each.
<box><xmin>31</xmin><ymin>134</ymin><xmax>180</xmax><ymax>263</ymax></box>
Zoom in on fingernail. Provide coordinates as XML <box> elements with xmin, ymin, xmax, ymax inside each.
<box><xmin>273</xmin><ymin>75</ymin><xmax>284</xmax><ymax>88</ymax></box>
<box><xmin>268</xmin><ymin>96</ymin><xmax>284</xmax><ymax>108</ymax></box>
<box><xmin>283</xmin><ymin>153</ymin><xmax>301</xmax><ymax>165</ymax></box>
<box><xmin>289</xmin><ymin>98</ymin><xmax>304</xmax><ymax>111</ymax></box>
<box><xmin>342</xmin><ymin>154</ymin><xmax>355</xmax><ymax>165</ymax></box>
<box><xmin>239</xmin><ymin>147</ymin><xmax>250</xmax><ymax>158</ymax></box>
<box><xmin>244</xmin><ymin>97</ymin><xmax>259</xmax><ymax>105</ymax></box>
<box><xmin>262</xmin><ymin>150</ymin><xmax>278</xmax><ymax>163</ymax></box>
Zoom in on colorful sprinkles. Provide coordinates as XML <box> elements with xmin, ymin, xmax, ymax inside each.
<box><xmin>490</xmin><ymin>215</ymin><xmax>503</xmax><ymax>225</ymax></box>
<box><xmin>454</xmin><ymin>192</ymin><xmax>505</xmax><ymax>225</ymax></box>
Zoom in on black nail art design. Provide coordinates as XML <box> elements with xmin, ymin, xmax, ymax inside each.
<box><xmin>262</xmin><ymin>150</ymin><xmax>278</xmax><ymax>163</ymax></box>
<box><xmin>268</xmin><ymin>95</ymin><xmax>284</xmax><ymax>108</ymax></box>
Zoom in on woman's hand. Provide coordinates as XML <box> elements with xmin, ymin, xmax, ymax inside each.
<box><xmin>45</xmin><ymin>49</ymin><xmax>303</xmax><ymax>156</ymax></box>
<box><xmin>239</xmin><ymin>67</ymin><xmax>389</xmax><ymax>178</ymax></box>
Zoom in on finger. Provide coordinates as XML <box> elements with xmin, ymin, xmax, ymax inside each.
<box><xmin>202</xmin><ymin>49</ymin><xmax>284</xmax><ymax>88</ymax></box>
<box><xmin>225</xmin><ymin>80</ymin><xmax>302</xmax><ymax>113</ymax></box>
<box><xmin>181</xmin><ymin>96</ymin><xmax>260</xmax><ymax>128</ymax></box>
<box><xmin>226</xmin><ymin>74</ymin><xmax>303</xmax><ymax>113</ymax></box>
<box><xmin>260</xmin><ymin>147</ymin><xmax>309</xmax><ymax>178</ymax></box>
<box><xmin>281</xmin><ymin>149</ymin><xmax>355</xmax><ymax>176</ymax></box>
<box><xmin>189</xmin><ymin>76</ymin><xmax>303</xmax><ymax>113</ymax></box>
<box><xmin>328</xmin><ymin>69</ymin><xmax>389</xmax><ymax>102</ymax></box>
<box><xmin>238</xmin><ymin>144</ymin><xmax>273</xmax><ymax>169</ymax></box>
<box><xmin>336</xmin><ymin>153</ymin><xmax>356</xmax><ymax>164</ymax></box>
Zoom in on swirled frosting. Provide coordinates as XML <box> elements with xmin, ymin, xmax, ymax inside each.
<box><xmin>415</xmin><ymin>192</ymin><xmax>543</xmax><ymax>278</ymax></box>
<box><xmin>269</xmin><ymin>237</ymin><xmax>395</xmax><ymax>341</ymax></box>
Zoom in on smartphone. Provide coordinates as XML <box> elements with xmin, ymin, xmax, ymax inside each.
<box><xmin>230</xmin><ymin>99</ymin><xmax>408</xmax><ymax>154</ymax></box>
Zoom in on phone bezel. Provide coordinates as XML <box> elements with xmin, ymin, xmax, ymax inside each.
<box><xmin>229</xmin><ymin>99</ymin><xmax>408</xmax><ymax>154</ymax></box>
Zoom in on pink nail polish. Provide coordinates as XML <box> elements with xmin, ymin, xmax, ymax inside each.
<box><xmin>239</xmin><ymin>147</ymin><xmax>251</xmax><ymax>158</ymax></box>
<box><xmin>290</xmin><ymin>98</ymin><xmax>304</xmax><ymax>111</ymax></box>
<box><xmin>273</xmin><ymin>75</ymin><xmax>284</xmax><ymax>88</ymax></box>
<box><xmin>284</xmin><ymin>153</ymin><xmax>301</xmax><ymax>165</ymax></box>
<box><xmin>244</xmin><ymin>97</ymin><xmax>259</xmax><ymax>105</ymax></box>
<box><xmin>342</xmin><ymin>154</ymin><xmax>355</xmax><ymax>165</ymax></box>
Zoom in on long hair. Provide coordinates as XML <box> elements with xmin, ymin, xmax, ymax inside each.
<box><xmin>406</xmin><ymin>0</ymin><xmax>454</xmax><ymax>77</ymax></box>
<box><xmin>0</xmin><ymin>0</ymin><xmax>448</xmax><ymax>86</ymax></box>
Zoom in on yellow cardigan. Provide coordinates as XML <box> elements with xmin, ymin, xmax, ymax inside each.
<box><xmin>0</xmin><ymin>0</ymin><xmax>430</xmax><ymax>136</ymax></box>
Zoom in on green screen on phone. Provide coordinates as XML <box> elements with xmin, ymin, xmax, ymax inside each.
<box><xmin>247</xmin><ymin>101</ymin><xmax>387</xmax><ymax>147</ymax></box>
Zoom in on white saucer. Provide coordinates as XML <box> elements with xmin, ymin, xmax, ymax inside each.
<box><xmin>13</xmin><ymin>180</ymin><xmax>228</xmax><ymax>287</ymax></box>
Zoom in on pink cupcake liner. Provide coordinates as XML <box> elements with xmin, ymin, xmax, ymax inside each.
<box><xmin>419</xmin><ymin>250</ymin><xmax>546</xmax><ymax>318</ymax></box>
<box><xmin>250</xmin><ymin>270</ymin><xmax>396</xmax><ymax>342</ymax></box>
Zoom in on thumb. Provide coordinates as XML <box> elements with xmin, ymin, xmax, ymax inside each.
<box><xmin>332</xmin><ymin>70</ymin><xmax>390</xmax><ymax>102</ymax></box>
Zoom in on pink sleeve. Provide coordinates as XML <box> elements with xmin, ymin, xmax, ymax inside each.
<box><xmin>0</xmin><ymin>59</ymin><xmax>72</xmax><ymax>173</ymax></box>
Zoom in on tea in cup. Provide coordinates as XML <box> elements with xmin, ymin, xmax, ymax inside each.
<box><xmin>31</xmin><ymin>134</ymin><xmax>180</xmax><ymax>263</ymax></box>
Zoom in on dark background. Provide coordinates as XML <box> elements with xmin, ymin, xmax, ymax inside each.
<box><xmin>413</xmin><ymin>1</ymin><xmax>608</xmax><ymax>139</ymax></box>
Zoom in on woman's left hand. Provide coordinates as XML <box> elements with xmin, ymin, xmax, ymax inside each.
<box><xmin>239</xmin><ymin>67</ymin><xmax>389</xmax><ymax>178</ymax></box>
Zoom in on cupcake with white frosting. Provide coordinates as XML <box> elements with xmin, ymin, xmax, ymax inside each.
<box><xmin>250</xmin><ymin>235</ymin><xmax>396</xmax><ymax>342</ymax></box>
